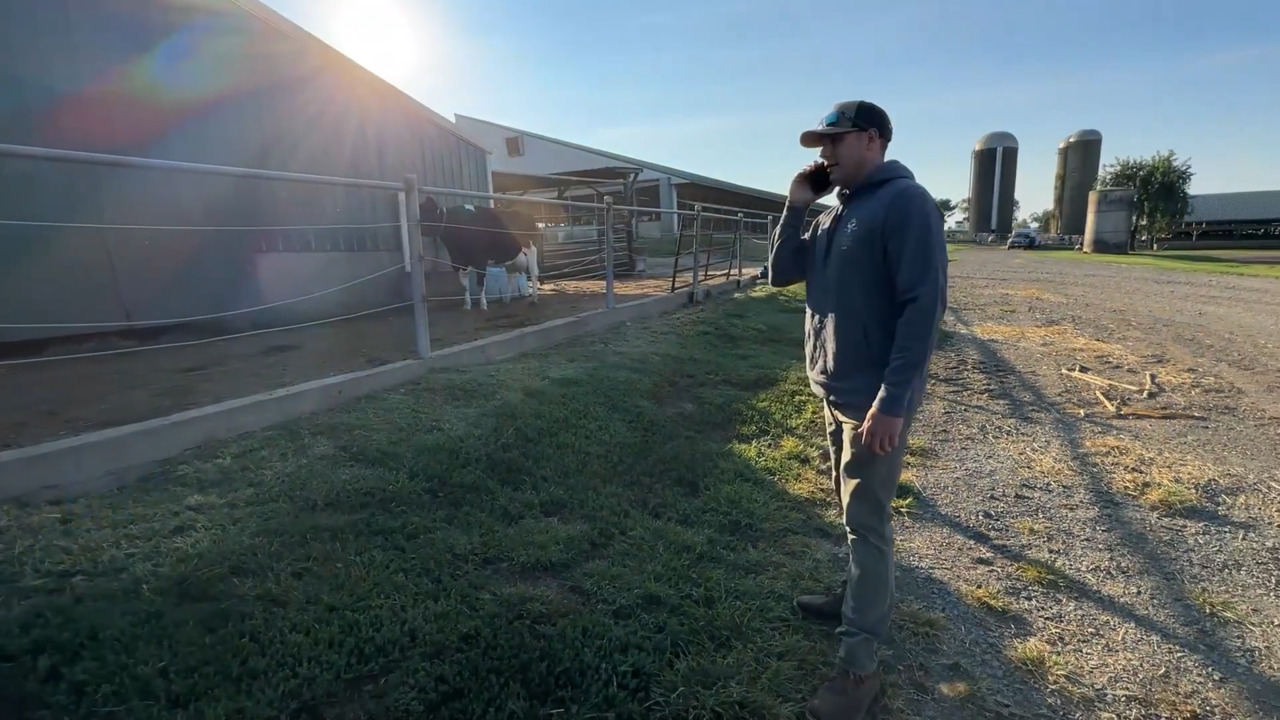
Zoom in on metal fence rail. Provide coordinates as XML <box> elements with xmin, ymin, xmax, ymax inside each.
<box><xmin>0</xmin><ymin>142</ymin><xmax>785</xmax><ymax>450</ymax></box>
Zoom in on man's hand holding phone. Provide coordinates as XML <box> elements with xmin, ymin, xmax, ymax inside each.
<box><xmin>787</xmin><ymin>161</ymin><xmax>834</xmax><ymax>206</ymax></box>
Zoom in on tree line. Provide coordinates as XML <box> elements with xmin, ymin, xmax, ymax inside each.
<box><xmin>934</xmin><ymin>150</ymin><xmax>1194</xmax><ymax>250</ymax></box>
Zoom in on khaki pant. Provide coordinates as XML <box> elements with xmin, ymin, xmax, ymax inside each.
<box><xmin>823</xmin><ymin>398</ymin><xmax>918</xmax><ymax>675</ymax></box>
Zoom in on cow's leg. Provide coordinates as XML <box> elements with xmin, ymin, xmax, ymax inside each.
<box><xmin>525</xmin><ymin>244</ymin><xmax>540</xmax><ymax>303</ymax></box>
<box><xmin>457</xmin><ymin>268</ymin><xmax>471</xmax><ymax>310</ymax></box>
<box><xmin>477</xmin><ymin>266</ymin><xmax>489</xmax><ymax>311</ymax></box>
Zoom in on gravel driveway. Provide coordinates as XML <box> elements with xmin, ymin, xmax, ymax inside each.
<box><xmin>889</xmin><ymin>247</ymin><xmax>1280</xmax><ymax>719</ymax></box>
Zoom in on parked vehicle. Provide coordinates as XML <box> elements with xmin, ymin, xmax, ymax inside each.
<box><xmin>1006</xmin><ymin>228</ymin><xmax>1040</xmax><ymax>250</ymax></box>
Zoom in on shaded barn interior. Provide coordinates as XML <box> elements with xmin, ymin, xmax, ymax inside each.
<box><xmin>489</xmin><ymin>168</ymin><xmax>642</xmax><ymax>279</ymax></box>
<box><xmin>1165</xmin><ymin>190</ymin><xmax>1280</xmax><ymax>249</ymax></box>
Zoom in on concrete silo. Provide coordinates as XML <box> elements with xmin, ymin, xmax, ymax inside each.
<box><xmin>968</xmin><ymin>131</ymin><xmax>1019</xmax><ymax>237</ymax></box>
<box><xmin>1083</xmin><ymin>188</ymin><xmax>1134</xmax><ymax>254</ymax></box>
<box><xmin>1050</xmin><ymin>129</ymin><xmax>1103</xmax><ymax>235</ymax></box>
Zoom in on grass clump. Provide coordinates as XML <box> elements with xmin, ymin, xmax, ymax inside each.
<box><xmin>959</xmin><ymin>585</ymin><xmax>1011</xmax><ymax>614</ymax></box>
<box><xmin>1006</xmin><ymin>638</ymin><xmax>1089</xmax><ymax>699</ymax></box>
<box><xmin>1014</xmin><ymin>519</ymin><xmax>1047</xmax><ymax>536</ymax></box>
<box><xmin>1007</xmin><ymin>639</ymin><xmax>1067</xmax><ymax>681</ymax></box>
<box><xmin>1084</xmin><ymin>437</ymin><xmax>1207</xmax><ymax>514</ymax></box>
<box><xmin>1014</xmin><ymin>559</ymin><xmax>1069</xmax><ymax>589</ymax></box>
<box><xmin>892</xmin><ymin>475</ymin><xmax>923</xmax><ymax>517</ymax></box>
<box><xmin>895</xmin><ymin>603</ymin><xmax>946</xmax><ymax>641</ymax></box>
<box><xmin>0</xmin><ymin>286</ymin><xmax>857</xmax><ymax>720</ymax></box>
<box><xmin>1189</xmin><ymin>587</ymin><xmax>1248</xmax><ymax>624</ymax></box>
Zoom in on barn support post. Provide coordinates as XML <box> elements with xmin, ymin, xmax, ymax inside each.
<box><xmin>397</xmin><ymin>192</ymin><xmax>413</xmax><ymax>272</ymax></box>
<box><xmin>603</xmin><ymin>195</ymin><xmax>616</xmax><ymax>310</ymax></box>
<box><xmin>402</xmin><ymin>174</ymin><xmax>431</xmax><ymax>359</ymax></box>
<box><xmin>690</xmin><ymin>205</ymin><xmax>703</xmax><ymax>300</ymax></box>
<box><xmin>734</xmin><ymin>213</ymin><xmax>744</xmax><ymax>279</ymax></box>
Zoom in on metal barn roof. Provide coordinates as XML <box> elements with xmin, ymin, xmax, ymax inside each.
<box><xmin>455</xmin><ymin>114</ymin><xmax>832</xmax><ymax>210</ymax></box>
<box><xmin>1184</xmin><ymin>190</ymin><xmax>1280</xmax><ymax>224</ymax></box>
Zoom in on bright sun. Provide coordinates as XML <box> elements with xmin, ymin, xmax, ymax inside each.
<box><xmin>329</xmin><ymin>0</ymin><xmax>421</xmax><ymax>84</ymax></box>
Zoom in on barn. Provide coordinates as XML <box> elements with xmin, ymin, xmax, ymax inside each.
<box><xmin>1165</xmin><ymin>190</ymin><xmax>1280</xmax><ymax>248</ymax></box>
<box><xmin>0</xmin><ymin>0</ymin><xmax>492</xmax><ymax>345</ymax></box>
<box><xmin>452</xmin><ymin>114</ymin><xmax>829</xmax><ymax>265</ymax></box>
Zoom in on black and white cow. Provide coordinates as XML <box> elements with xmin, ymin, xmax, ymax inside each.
<box><xmin>418</xmin><ymin>197</ymin><xmax>541</xmax><ymax>311</ymax></box>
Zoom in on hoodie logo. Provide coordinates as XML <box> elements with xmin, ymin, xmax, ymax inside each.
<box><xmin>839</xmin><ymin>216</ymin><xmax>858</xmax><ymax>249</ymax></box>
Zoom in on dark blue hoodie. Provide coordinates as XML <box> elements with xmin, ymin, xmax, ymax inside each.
<box><xmin>767</xmin><ymin>159</ymin><xmax>948</xmax><ymax>418</ymax></box>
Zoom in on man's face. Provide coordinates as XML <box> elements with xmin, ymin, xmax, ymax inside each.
<box><xmin>819</xmin><ymin>129</ymin><xmax>879</xmax><ymax>188</ymax></box>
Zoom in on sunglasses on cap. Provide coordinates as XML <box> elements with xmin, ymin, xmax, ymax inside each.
<box><xmin>819</xmin><ymin>110</ymin><xmax>872</xmax><ymax>133</ymax></box>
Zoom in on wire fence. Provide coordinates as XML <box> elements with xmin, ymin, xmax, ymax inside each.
<box><xmin>0</xmin><ymin>143</ymin><xmax>781</xmax><ymax>451</ymax></box>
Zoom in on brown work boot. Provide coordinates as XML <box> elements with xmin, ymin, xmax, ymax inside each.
<box><xmin>794</xmin><ymin>580</ymin><xmax>846</xmax><ymax>623</ymax></box>
<box><xmin>806</xmin><ymin>669</ymin><xmax>882</xmax><ymax>720</ymax></box>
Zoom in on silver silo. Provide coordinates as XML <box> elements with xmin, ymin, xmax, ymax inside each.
<box><xmin>1051</xmin><ymin>129</ymin><xmax>1103</xmax><ymax>235</ymax></box>
<box><xmin>968</xmin><ymin>131</ymin><xmax>1019</xmax><ymax>237</ymax></box>
<box><xmin>1083</xmin><ymin>188</ymin><xmax>1135</xmax><ymax>254</ymax></box>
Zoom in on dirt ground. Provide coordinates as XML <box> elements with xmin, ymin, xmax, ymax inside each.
<box><xmin>0</xmin><ymin>276</ymin><xmax>678</xmax><ymax>450</ymax></box>
<box><xmin>890</xmin><ymin>246</ymin><xmax>1280</xmax><ymax>719</ymax></box>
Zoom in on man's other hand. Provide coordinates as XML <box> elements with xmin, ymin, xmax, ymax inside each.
<box><xmin>861</xmin><ymin>407</ymin><xmax>904</xmax><ymax>456</ymax></box>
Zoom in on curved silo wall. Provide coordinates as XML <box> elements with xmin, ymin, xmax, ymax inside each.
<box><xmin>969</xmin><ymin>148</ymin><xmax>998</xmax><ymax>235</ymax></box>
<box><xmin>968</xmin><ymin>137</ymin><xmax>1018</xmax><ymax>236</ymax></box>
<box><xmin>1059</xmin><ymin>133</ymin><xmax>1103</xmax><ymax>236</ymax></box>
<box><xmin>1083</xmin><ymin>188</ymin><xmax>1134</xmax><ymax>254</ymax></box>
<box><xmin>1051</xmin><ymin>143</ymin><xmax>1069</xmax><ymax>233</ymax></box>
<box><xmin>992</xmin><ymin>147</ymin><xmax>1018</xmax><ymax>236</ymax></box>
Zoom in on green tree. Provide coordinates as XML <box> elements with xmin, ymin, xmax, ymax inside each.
<box><xmin>956</xmin><ymin>197</ymin><xmax>970</xmax><ymax>224</ymax></box>
<box><xmin>1094</xmin><ymin>150</ymin><xmax>1194</xmax><ymax>250</ymax></box>
<box><xmin>935</xmin><ymin>197</ymin><xmax>957</xmax><ymax>222</ymax></box>
<box><xmin>1028</xmin><ymin>209</ymin><xmax>1054</xmax><ymax>229</ymax></box>
<box><xmin>1012</xmin><ymin>198</ymin><xmax>1021</xmax><ymax>220</ymax></box>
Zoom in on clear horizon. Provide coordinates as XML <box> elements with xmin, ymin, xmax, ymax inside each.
<box><xmin>262</xmin><ymin>0</ymin><xmax>1278</xmax><ymax>217</ymax></box>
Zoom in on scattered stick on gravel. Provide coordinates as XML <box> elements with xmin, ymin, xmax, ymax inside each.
<box><xmin>1095</xmin><ymin>389</ymin><xmax>1117</xmax><ymax>413</ymax></box>
<box><xmin>1062</xmin><ymin>363</ymin><xmax>1142</xmax><ymax>391</ymax></box>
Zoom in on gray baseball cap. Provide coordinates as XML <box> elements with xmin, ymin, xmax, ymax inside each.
<box><xmin>800</xmin><ymin>100</ymin><xmax>894</xmax><ymax>148</ymax></box>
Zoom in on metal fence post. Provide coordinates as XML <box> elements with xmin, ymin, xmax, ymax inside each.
<box><xmin>691</xmin><ymin>204</ymin><xmax>702</xmax><ymax>300</ymax></box>
<box><xmin>604</xmin><ymin>195</ymin><xmax>616</xmax><ymax>309</ymax></box>
<box><xmin>403</xmin><ymin>174</ymin><xmax>430</xmax><ymax>359</ymax></box>
<box><xmin>766</xmin><ymin>214</ymin><xmax>776</xmax><ymax>266</ymax></box>
<box><xmin>735</xmin><ymin>213</ymin><xmax>744</xmax><ymax>279</ymax></box>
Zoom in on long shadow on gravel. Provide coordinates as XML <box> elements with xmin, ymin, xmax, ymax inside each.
<box><xmin>803</xmin><ymin>490</ymin><xmax>1060</xmax><ymax>719</ymax></box>
<box><xmin>942</xmin><ymin>306</ymin><xmax>1280</xmax><ymax>717</ymax></box>
<box><xmin>886</xmin><ymin>560</ymin><xmax>1063</xmax><ymax>720</ymax></box>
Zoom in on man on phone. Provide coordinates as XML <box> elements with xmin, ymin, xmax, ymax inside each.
<box><xmin>768</xmin><ymin>101</ymin><xmax>947</xmax><ymax>720</ymax></box>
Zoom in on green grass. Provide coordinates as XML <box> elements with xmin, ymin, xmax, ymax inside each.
<box><xmin>0</xmin><ymin>287</ymin><xmax>871</xmax><ymax>720</ymax></box>
<box><xmin>1038</xmin><ymin>247</ymin><xmax>1280</xmax><ymax>279</ymax></box>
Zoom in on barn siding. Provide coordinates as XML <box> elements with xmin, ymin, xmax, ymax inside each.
<box><xmin>0</xmin><ymin>0</ymin><xmax>490</xmax><ymax>343</ymax></box>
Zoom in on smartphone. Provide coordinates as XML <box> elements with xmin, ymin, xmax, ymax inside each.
<box><xmin>804</xmin><ymin>163</ymin><xmax>832</xmax><ymax>196</ymax></box>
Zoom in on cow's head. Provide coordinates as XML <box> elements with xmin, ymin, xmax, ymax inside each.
<box><xmin>418</xmin><ymin>196</ymin><xmax>444</xmax><ymax>236</ymax></box>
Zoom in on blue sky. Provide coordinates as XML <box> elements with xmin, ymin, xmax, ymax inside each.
<box><xmin>263</xmin><ymin>0</ymin><xmax>1277</xmax><ymax>216</ymax></box>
